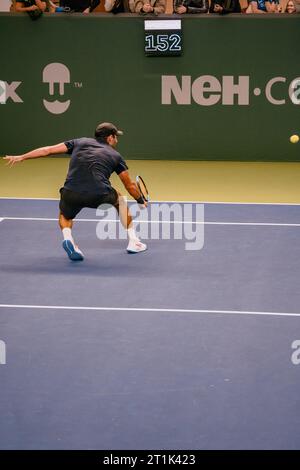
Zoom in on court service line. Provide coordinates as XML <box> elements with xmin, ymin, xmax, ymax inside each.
<box><xmin>1</xmin><ymin>216</ymin><xmax>300</xmax><ymax>227</ymax></box>
<box><xmin>0</xmin><ymin>304</ymin><xmax>299</xmax><ymax>317</ymax></box>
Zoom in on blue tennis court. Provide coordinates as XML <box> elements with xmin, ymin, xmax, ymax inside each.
<box><xmin>0</xmin><ymin>198</ymin><xmax>300</xmax><ymax>450</ymax></box>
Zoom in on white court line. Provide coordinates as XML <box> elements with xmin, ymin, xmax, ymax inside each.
<box><xmin>1</xmin><ymin>217</ymin><xmax>300</xmax><ymax>227</ymax></box>
<box><xmin>1</xmin><ymin>197</ymin><xmax>300</xmax><ymax>206</ymax></box>
<box><xmin>0</xmin><ymin>304</ymin><xmax>299</xmax><ymax>317</ymax></box>
<box><xmin>0</xmin><ymin>218</ymin><xmax>3</xmax><ymax>222</ymax></box>
<box><xmin>0</xmin><ymin>196</ymin><xmax>59</xmax><ymax>201</ymax></box>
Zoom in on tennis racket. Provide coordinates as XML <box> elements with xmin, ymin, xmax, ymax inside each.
<box><xmin>136</xmin><ymin>175</ymin><xmax>149</xmax><ymax>203</ymax></box>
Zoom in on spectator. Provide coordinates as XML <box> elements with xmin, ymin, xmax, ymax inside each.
<box><xmin>284</xmin><ymin>0</ymin><xmax>297</xmax><ymax>12</ymax></box>
<box><xmin>129</xmin><ymin>0</ymin><xmax>166</xmax><ymax>14</ymax></box>
<box><xmin>104</xmin><ymin>0</ymin><xmax>132</xmax><ymax>12</ymax></box>
<box><xmin>246</xmin><ymin>0</ymin><xmax>280</xmax><ymax>13</ymax></box>
<box><xmin>15</xmin><ymin>0</ymin><xmax>47</xmax><ymax>12</ymax></box>
<box><xmin>209</xmin><ymin>0</ymin><xmax>241</xmax><ymax>13</ymax></box>
<box><xmin>173</xmin><ymin>0</ymin><xmax>208</xmax><ymax>13</ymax></box>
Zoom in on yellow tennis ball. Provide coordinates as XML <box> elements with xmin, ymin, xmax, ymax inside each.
<box><xmin>290</xmin><ymin>134</ymin><xmax>299</xmax><ymax>144</ymax></box>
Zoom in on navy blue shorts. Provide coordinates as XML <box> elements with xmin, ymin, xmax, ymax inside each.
<box><xmin>59</xmin><ymin>187</ymin><xmax>119</xmax><ymax>220</ymax></box>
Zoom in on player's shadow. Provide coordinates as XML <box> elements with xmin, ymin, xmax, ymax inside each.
<box><xmin>0</xmin><ymin>256</ymin><xmax>149</xmax><ymax>278</ymax></box>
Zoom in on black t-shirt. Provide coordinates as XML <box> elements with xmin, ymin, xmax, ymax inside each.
<box><xmin>63</xmin><ymin>137</ymin><xmax>128</xmax><ymax>195</ymax></box>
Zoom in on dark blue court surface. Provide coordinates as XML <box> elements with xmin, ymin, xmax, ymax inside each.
<box><xmin>0</xmin><ymin>198</ymin><xmax>300</xmax><ymax>450</ymax></box>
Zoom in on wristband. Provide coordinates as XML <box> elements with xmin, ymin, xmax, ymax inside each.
<box><xmin>136</xmin><ymin>196</ymin><xmax>144</xmax><ymax>204</ymax></box>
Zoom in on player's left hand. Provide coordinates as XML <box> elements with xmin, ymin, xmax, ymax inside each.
<box><xmin>3</xmin><ymin>155</ymin><xmax>24</xmax><ymax>166</ymax></box>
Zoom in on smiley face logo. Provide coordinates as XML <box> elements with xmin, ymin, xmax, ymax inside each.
<box><xmin>43</xmin><ymin>63</ymin><xmax>71</xmax><ymax>114</ymax></box>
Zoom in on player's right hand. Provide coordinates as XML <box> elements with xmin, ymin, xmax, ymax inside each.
<box><xmin>3</xmin><ymin>156</ymin><xmax>24</xmax><ymax>167</ymax></box>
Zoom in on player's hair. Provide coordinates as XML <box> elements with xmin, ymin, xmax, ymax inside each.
<box><xmin>95</xmin><ymin>122</ymin><xmax>122</xmax><ymax>141</ymax></box>
<box><xmin>95</xmin><ymin>132</ymin><xmax>110</xmax><ymax>143</ymax></box>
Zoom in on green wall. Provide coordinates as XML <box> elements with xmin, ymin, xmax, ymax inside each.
<box><xmin>0</xmin><ymin>14</ymin><xmax>300</xmax><ymax>161</ymax></box>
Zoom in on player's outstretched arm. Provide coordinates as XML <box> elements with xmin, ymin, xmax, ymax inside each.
<box><xmin>4</xmin><ymin>143</ymin><xmax>68</xmax><ymax>167</ymax></box>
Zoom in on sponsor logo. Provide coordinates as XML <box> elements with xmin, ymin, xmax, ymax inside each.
<box><xmin>42</xmin><ymin>63</ymin><xmax>71</xmax><ymax>114</ymax></box>
<box><xmin>0</xmin><ymin>81</ymin><xmax>22</xmax><ymax>104</ymax></box>
<box><xmin>0</xmin><ymin>63</ymin><xmax>76</xmax><ymax>114</ymax></box>
<box><xmin>162</xmin><ymin>75</ymin><xmax>300</xmax><ymax>106</ymax></box>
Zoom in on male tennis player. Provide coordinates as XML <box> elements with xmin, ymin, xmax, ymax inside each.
<box><xmin>4</xmin><ymin>122</ymin><xmax>147</xmax><ymax>261</ymax></box>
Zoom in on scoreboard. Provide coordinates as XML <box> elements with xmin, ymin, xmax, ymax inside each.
<box><xmin>144</xmin><ymin>20</ymin><xmax>182</xmax><ymax>57</ymax></box>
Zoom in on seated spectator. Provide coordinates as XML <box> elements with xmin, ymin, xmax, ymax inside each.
<box><xmin>59</xmin><ymin>0</ymin><xmax>100</xmax><ymax>12</ymax></box>
<box><xmin>104</xmin><ymin>0</ymin><xmax>131</xmax><ymax>12</ymax></box>
<box><xmin>209</xmin><ymin>0</ymin><xmax>241</xmax><ymax>13</ymax></box>
<box><xmin>129</xmin><ymin>0</ymin><xmax>166</xmax><ymax>14</ymax></box>
<box><xmin>15</xmin><ymin>0</ymin><xmax>47</xmax><ymax>12</ymax></box>
<box><xmin>284</xmin><ymin>0</ymin><xmax>297</xmax><ymax>12</ymax></box>
<box><xmin>173</xmin><ymin>0</ymin><xmax>208</xmax><ymax>13</ymax></box>
<box><xmin>246</xmin><ymin>0</ymin><xmax>280</xmax><ymax>12</ymax></box>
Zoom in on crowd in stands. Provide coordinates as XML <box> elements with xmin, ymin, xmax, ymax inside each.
<box><xmin>3</xmin><ymin>0</ymin><xmax>300</xmax><ymax>14</ymax></box>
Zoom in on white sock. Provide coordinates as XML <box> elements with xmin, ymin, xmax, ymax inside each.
<box><xmin>62</xmin><ymin>228</ymin><xmax>74</xmax><ymax>244</ymax></box>
<box><xmin>127</xmin><ymin>227</ymin><xmax>138</xmax><ymax>241</ymax></box>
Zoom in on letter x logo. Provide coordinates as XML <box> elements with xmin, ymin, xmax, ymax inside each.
<box><xmin>0</xmin><ymin>81</ymin><xmax>23</xmax><ymax>104</ymax></box>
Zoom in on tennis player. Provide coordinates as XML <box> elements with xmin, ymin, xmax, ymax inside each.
<box><xmin>4</xmin><ymin>122</ymin><xmax>147</xmax><ymax>260</ymax></box>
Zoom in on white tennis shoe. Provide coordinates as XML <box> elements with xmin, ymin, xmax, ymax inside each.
<box><xmin>127</xmin><ymin>239</ymin><xmax>147</xmax><ymax>254</ymax></box>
